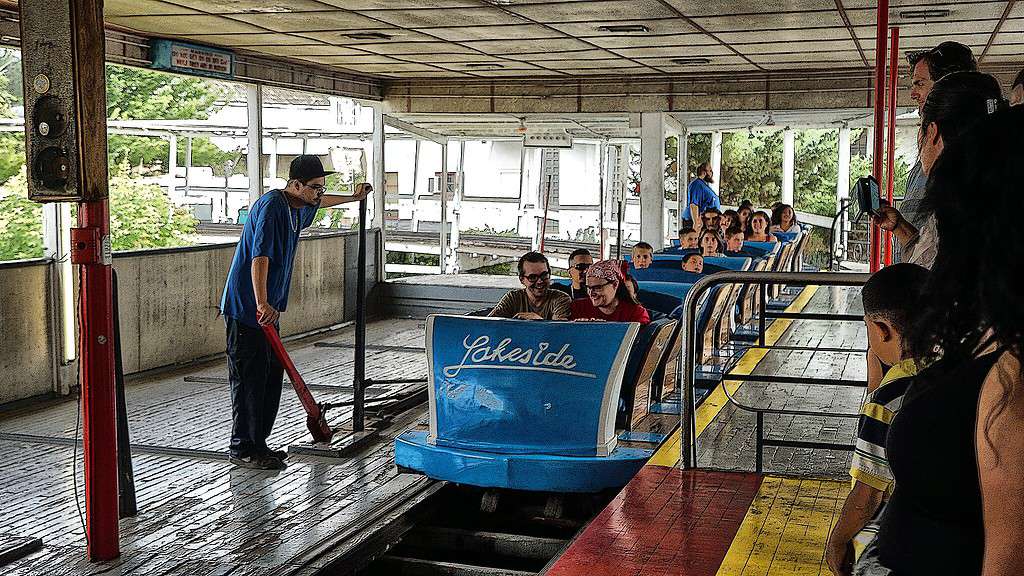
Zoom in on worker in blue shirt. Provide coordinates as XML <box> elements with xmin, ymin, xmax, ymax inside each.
<box><xmin>221</xmin><ymin>155</ymin><xmax>370</xmax><ymax>469</ymax></box>
<box><xmin>683</xmin><ymin>162</ymin><xmax>721</xmax><ymax>232</ymax></box>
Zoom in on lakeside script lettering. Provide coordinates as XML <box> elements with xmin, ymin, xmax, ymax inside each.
<box><xmin>442</xmin><ymin>335</ymin><xmax>595</xmax><ymax>379</ymax></box>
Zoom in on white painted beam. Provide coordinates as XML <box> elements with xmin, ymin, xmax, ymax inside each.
<box><xmin>246</xmin><ymin>84</ymin><xmax>263</xmax><ymax>206</ymax></box>
<box><xmin>384</xmin><ymin>114</ymin><xmax>448</xmax><ymax>145</ymax></box>
<box><xmin>640</xmin><ymin>112</ymin><xmax>667</xmax><ymax>247</ymax></box>
<box><xmin>782</xmin><ymin>128</ymin><xmax>795</xmax><ymax>206</ymax></box>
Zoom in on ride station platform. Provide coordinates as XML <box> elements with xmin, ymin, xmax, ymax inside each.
<box><xmin>543</xmin><ymin>285</ymin><xmax>864</xmax><ymax>576</ymax></box>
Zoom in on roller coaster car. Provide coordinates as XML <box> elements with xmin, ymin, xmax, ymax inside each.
<box><xmin>395</xmin><ymin>315</ymin><xmax>676</xmax><ymax>493</ymax></box>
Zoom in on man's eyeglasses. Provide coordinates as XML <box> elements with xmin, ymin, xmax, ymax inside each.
<box><xmin>304</xmin><ymin>183</ymin><xmax>327</xmax><ymax>193</ymax></box>
<box><xmin>571</xmin><ymin>263</ymin><xmax>592</xmax><ymax>272</ymax></box>
<box><xmin>586</xmin><ymin>281</ymin><xmax>612</xmax><ymax>293</ymax></box>
<box><xmin>522</xmin><ymin>272</ymin><xmax>550</xmax><ymax>284</ymax></box>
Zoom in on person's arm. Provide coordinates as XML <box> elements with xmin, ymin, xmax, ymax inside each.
<box><xmin>319</xmin><ymin>183</ymin><xmax>372</xmax><ymax>208</ymax></box>
<box><xmin>251</xmin><ymin>256</ymin><xmax>279</xmax><ymax>325</ymax></box>
<box><xmin>872</xmin><ymin>206</ymin><xmax>918</xmax><ymax>247</ymax></box>
<box><xmin>690</xmin><ymin>203</ymin><xmax>702</xmax><ymax>233</ymax></box>
<box><xmin>825</xmin><ymin>481</ymin><xmax>885</xmax><ymax>576</ymax></box>
<box><xmin>551</xmin><ymin>294</ymin><xmax>572</xmax><ymax>321</ymax></box>
<box><xmin>977</xmin><ymin>352</ymin><xmax>1024</xmax><ymax>576</ymax></box>
<box><xmin>488</xmin><ymin>291</ymin><xmax>515</xmax><ymax>318</ymax></box>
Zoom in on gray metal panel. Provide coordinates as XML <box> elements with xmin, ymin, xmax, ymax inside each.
<box><xmin>0</xmin><ymin>261</ymin><xmax>55</xmax><ymax>405</ymax></box>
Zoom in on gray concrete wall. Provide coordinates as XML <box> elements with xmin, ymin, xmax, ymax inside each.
<box><xmin>0</xmin><ymin>230</ymin><xmax>379</xmax><ymax>405</ymax></box>
<box><xmin>0</xmin><ymin>260</ymin><xmax>56</xmax><ymax>405</ymax></box>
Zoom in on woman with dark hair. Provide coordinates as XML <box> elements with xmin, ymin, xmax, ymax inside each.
<box><xmin>873</xmin><ymin>71</ymin><xmax>1004</xmax><ymax>268</ymax></box>
<box><xmin>736</xmin><ymin>205</ymin><xmax>753</xmax><ymax>232</ymax></box>
<box><xmin>720</xmin><ymin>209</ymin><xmax>739</xmax><ymax>232</ymax></box>
<box><xmin>771</xmin><ymin>203</ymin><xmax>801</xmax><ymax>233</ymax></box>
<box><xmin>853</xmin><ymin>109</ymin><xmax>1024</xmax><ymax>576</ymax></box>
<box><xmin>698</xmin><ymin>228</ymin><xmax>725</xmax><ymax>257</ymax></box>
<box><xmin>571</xmin><ymin>260</ymin><xmax>650</xmax><ymax>324</ymax></box>
<box><xmin>745</xmin><ymin>211</ymin><xmax>777</xmax><ymax>243</ymax></box>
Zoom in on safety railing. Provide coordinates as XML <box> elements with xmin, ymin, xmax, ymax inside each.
<box><xmin>678</xmin><ymin>271</ymin><xmax>871</xmax><ymax>470</ymax></box>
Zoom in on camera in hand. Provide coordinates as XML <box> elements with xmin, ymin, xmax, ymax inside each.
<box><xmin>853</xmin><ymin>175</ymin><xmax>881</xmax><ymax>218</ymax></box>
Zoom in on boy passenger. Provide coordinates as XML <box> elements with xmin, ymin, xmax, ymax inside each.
<box><xmin>489</xmin><ymin>252</ymin><xmax>571</xmax><ymax>320</ymax></box>
<box><xmin>724</xmin><ymin>227</ymin><xmax>745</xmax><ymax>253</ymax></box>
<box><xmin>552</xmin><ymin>248</ymin><xmax>593</xmax><ymax>300</ymax></box>
<box><xmin>825</xmin><ymin>263</ymin><xmax>929</xmax><ymax>576</ymax></box>
<box><xmin>631</xmin><ymin>242</ymin><xmax>654</xmax><ymax>269</ymax></box>
<box><xmin>681</xmin><ymin>252</ymin><xmax>704</xmax><ymax>274</ymax></box>
<box><xmin>678</xmin><ymin>226</ymin><xmax>698</xmax><ymax>250</ymax></box>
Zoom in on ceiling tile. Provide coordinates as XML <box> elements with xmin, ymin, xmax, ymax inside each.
<box><xmin>615</xmin><ymin>44</ymin><xmax>737</xmax><ymax>58</ymax></box>
<box><xmin>248</xmin><ymin>43</ymin><xmax>367</xmax><ymax>56</ymax></box>
<box><xmin>420</xmin><ymin>24</ymin><xmax>564</xmax><ymax>42</ymax></box>
<box><xmin>693</xmin><ymin>11</ymin><xmax>845</xmax><ymax>32</ymax></box>
<box><xmin>356</xmin><ymin>7</ymin><xmax>529</xmax><ymax>28</ymax></box>
<box><xmin>846</xmin><ymin>2</ymin><xmax>1008</xmax><ymax>26</ymax></box>
<box><xmin>549</xmin><ymin>18</ymin><xmax>698</xmax><ymax>37</ymax></box>
<box><xmin>297</xmin><ymin>28</ymin><xmax>440</xmax><ymax>44</ymax></box>
<box><xmin>349</xmin><ymin>41</ymin><xmax>479</xmax><ymax>55</ymax></box>
<box><xmin>179</xmin><ymin>0</ymin><xmax>330</xmax><ymax>13</ymax></box>
<box><xmin>397</xmin><ymin>53</ymin><xmax>513</xmax><ymax>63</ymax></box>
<box><xmin>658</xmin><ymin>62</ymin><xmax>758</xmax><ymax>73</ymax></box>
<box><xmin>853</xmin><ymin>20</ymin><xmax>998</xmax><ymax>40</ymax></box>
<box><xmin>520</xmin><ymin>48</ymin><xmax>620</xmax><ymax>61</ymax></box>
<box><xmin>716</xmin><ymin>26</ymin><xmax>849</xmax><ymax>43</ymax></box>
<box><xmin>108</xmin><ymin>14</ymin><xmax>268</xmax><ymax>34</ymax></box>
<box><xmin>507</xmin><ymin>0</ymin><xmax>679</xmax><ymax>22</ymax></box>
<box><xmin>587</xmin><ymin>33</ymin><xmax>720</xmax><ymax>49</ymax></box>
<box><xmin>758</xmin><ymin>60</ymin><xmax>867</xmax><ymax>70</ymax></box>
<box><xmin>231</xmin><ymin>11</ymin><xmax>392</xmax><ymax>32</ymax></box>
<box><xmin>750</xmin><ymin>50</ymin><xmax>865</xmax><ymax>63</ymax></box>
<box><xmin>734</xmin><ymin>39</ymin><xmax>857</xmax><ymax>54</ymax></box>
<box><xmin>531</xmin><ymin>58</ymin><xmax>643</xmax><ymax>69</ymax></box>
<box><xmin>563</xmin><ymin>66</ymin><xmax>662</xmax><ymax>75</ymax></box>
<box><xmin>179</xmin><ymin>32</ymin><xmax>323</xmax><ymax>46</ymax></box>
<box><xmin>316</xmin><ymin>0</ymin><xmax>480</xmax><ymax>8</ymax></box>
<box><xmin>462</xmin><ymin>37</ymin><xmax>599</xmax><ymax>55</ymax></box>
<box><xmin>340</xmin><ymin>62</ymin><xmax>451</xmax><ymax>73</ymax></box>
<box><xmin>105</xmin><ymin>0</ymin><xmax>199</xmax><ymax>16</ymax></box>
<box><xmin>663</xmin><ymin>0</ymin><xmax>837</xmax><ymax>16</ymax></box>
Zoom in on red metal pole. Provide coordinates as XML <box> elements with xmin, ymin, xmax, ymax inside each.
<box><xmin>77</xmin><ymin>199</ymin><xmax>120</xmax><ymax>560</ymax></box>
<box><xmin>869</xmin><ymin>0</ymin><xmax>889</xmax><ymax>272</ymax></box>
<box><xmin>884</xmin><ymin>27</ymin><xmax>900</xmax><ymax>266</ymax></box>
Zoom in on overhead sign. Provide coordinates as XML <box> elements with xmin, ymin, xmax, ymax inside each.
<box><xmin>426</xmin><ymin>315</ymin><xmax>638</xmax><ymax>457</ymax></box>
<box><xmin>150</xmin><ymin>40</ymin><xmax>234</xmax><ymax>80</ymax></box>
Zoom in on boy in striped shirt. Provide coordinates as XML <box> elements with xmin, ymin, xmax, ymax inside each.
<box><xmin>825</xmin><ymin>263</ymin><xmax>929</xmax><ymax>576</ymax></box>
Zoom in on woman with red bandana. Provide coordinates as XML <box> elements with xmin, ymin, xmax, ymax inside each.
<box><xmin>570</xmin><ymin>260</ymin><xmax>651</xmax><ymax>324</ymax></box>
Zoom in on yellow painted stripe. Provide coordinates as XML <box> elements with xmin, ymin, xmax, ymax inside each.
<box><xmin>648</xmin><ymin>286</ymin><xmax>820</xmax><ymax>468</ymax></box>
<box><xmin>716</xmin><ymin>476</ymin><xmax>850</xmax><ymax>576</ymax></box>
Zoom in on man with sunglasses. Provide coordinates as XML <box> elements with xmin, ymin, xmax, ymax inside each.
<box><xmin>220</xmin><ymin>155</ymin><xmax>370</xmax><ymax>470</ymax></box>
<box><xmin>553</xmin><ymin>248</ymin><xmax>593</xmax><ymax>300</ymax></box>
<box><xmin>489</xmin><ymin>251</ymin><xmax>571</xmax><ymax>321</ymax></box>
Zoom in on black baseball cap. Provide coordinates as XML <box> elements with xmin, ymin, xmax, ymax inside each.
<box><xmin>289</xmin><ymin>154</ymin><xmax>334</xmax><ymax>181</ymax></box>
<box><xmin>907</xmin><ymin>42</ymin><xmax>977</xmax><ymax>80</ymax></box>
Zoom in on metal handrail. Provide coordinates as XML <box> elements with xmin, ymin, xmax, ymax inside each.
<box><xmin>720</xmin><ymin>383</ymin><xmax>861</xmax><ymax>419</ymax></box>
<box><xmin>679</xmin><ymin>270</ymin><xmax>871</xmax><ymax>469</ymax></box>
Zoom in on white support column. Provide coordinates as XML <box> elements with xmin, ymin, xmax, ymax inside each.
<box><xmin>640</xmin><ymin>112</ymin><xmax>667</xmax><ymax>247</ymax></box>
<box><xmin>710</xmin><ymin>131</ymin><xmax>723</xmax><ymax>193</ymax></box>
<box><xmin>677</xmin><ymin>128</ymin><xmax>688</xmax><ymax>230</ymax></box>
<box><xmin>184</xmin><ymin>136</ymin><xmax>192</xmax><ymax>196</ymax></box>
<box><xmin>167</xmin><ymin>134</ymin><xmax>177</xmax><ymax>198</ymax></box>
<box><xmin>246</xmin><ymin>84</ymin><xmax>264</xmax><ymax>206</ymax></box>
<box><xmin>267</xmin><ymin>136</ymin><xmax>278</xmax><ymax>182</ymax></box>
<box><xmin>42</xmin><ymin>203</ymin><xmax>76</xmax><ymax>384</ymax></box>
<box><xmin>782</xmin><ymin>128</ymin><xmax>795</xmax><ymax>205</ymax></box>
<box><xmin>445</xmin><ymin>141</ymin><xmax>466</xmax><ymax>274</ymax></box>
<box><xmin>371</xmin><ymin>105</ymin><xmax>386</xmax><ymax>279</ymax></box>
<box><xmin>837</xmin><ymin>126</ymin><xmax>852</xmax><ymax>256</ymax></box>
<box><xmin>439</xmin><ymin>142</ymin><xmax>449</xmax><ymax>274</ymax></box>
<box><xmin>410</xmin><ymin>139</ymin><xmax>421</xmax><ymax>232</ymax></box>
<box><xmin>598</xmin><ymin>140</ymin><xmax>608</xmax><ymax>259</ymax></box>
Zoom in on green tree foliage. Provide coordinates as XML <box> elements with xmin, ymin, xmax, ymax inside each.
<box><xmin>0</xmin><ymin>169</ymin><xmax>44</xmax><ymax>260</ymax></box>
<box><xmin>108</xmin><ymin>163</ymin><xmax>198</xmax><ymax>250</ymax></box>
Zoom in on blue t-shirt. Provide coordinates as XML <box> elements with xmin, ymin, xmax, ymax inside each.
<box><xmin>220</xmin><ymin>190</ymin><xmax>320</xmax><ymax>327</ymax></box>
<box><xmin>682</xmin><ymin>178</ymin><xmax>721</xmax><ymax>221</ymax></box>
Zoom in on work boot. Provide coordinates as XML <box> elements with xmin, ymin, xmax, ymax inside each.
<box><xmin>263</xmin><ymin>447</ymin><xmax>288</xmax><ymax>461</ymax></box>
<box><xmin>229</xmin><ymin>453</ymin><xmax>286</xmax><ymax>470</ymax></box>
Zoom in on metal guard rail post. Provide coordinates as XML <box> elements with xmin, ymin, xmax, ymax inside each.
<box><xmin>679</xmin><ymin>271</ymin><xmax>871</xmax><ymax>470</ymax></box>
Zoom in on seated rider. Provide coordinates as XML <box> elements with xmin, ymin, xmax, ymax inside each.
<box><xmin>825</xmin><ymin>263</ymin><xmax>929</xmax><ymax>575</ymax></box>
<box><xmin>698</xmin><ymin>228</ymin><xmax>725</xmax><ymax>257</ymax></box>
<box><xmin>552</xmin><ymin>248</ymin><xmax>593</xmax><ymax>300</ymax></box>
<box><xmin>745</xmin><ymin>210</ymin><xmax>778</xmax><ymax>243</ymax></box>
<box><xmin>489</xmin><ymin>251</ymin><xmax>571</xmax><ymax>320</ymax></box>
<box><xmin>571</xmin><ymin>260</ymin><xmax>651</xmax><ymax>324</ymax></box>
<box><xmin>631</xmin><ymin>242</ymin><xmax>654</xmax><ymax>269</ymax></box>
<box><xmin>681</xmin><ymin>252</ymin><xmax>704</xmax><ymax>273</ymax></box>
<box><xmin>678</xmin><ymin>226</ymin><xmax>698</xmax><ymax>250</ymax></box>
<box><xmin>720</xmin><ymin>209</ymin><xmax>739</xmax><ymax>232</ymax></box>
<box><xmin>724</xmin><ymin>227</ymin><xmax>745</xmax><ymax>253</ymax></box>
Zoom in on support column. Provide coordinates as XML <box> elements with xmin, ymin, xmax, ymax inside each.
<box><xmin>43</xmin><ymin>203</ymin><xmax>76</xmax><ymax>375</ymax></box>
<box><xmin>245</xmin><ymin>84</ymin><xmax>263</xmax><ymax>206</ymax></box>
<box><xmin>267</xmin><ymin>136</ymin><xmax>278</xmax><ymax>182</ymax></box>
<box><xmin>445</xmin><ymin>141</ymin><xmax>465</xmax><ymax>274</ymax></box>
<box><xmin>410</xmin><ymin>139</ymin><xmax>421</xmax><ymax>232</ymax></box>
<box><xmin>782</xmin><ymin>128</ymin><xmax>795</xmax><ymax>206</ymax></box>
<box><xmin>710</xmin><ymin>131</ymin><xmax>723</xmax><ymax>193</ymax></box>
<box><xmin>439</xmin><ymin>143</ymin><xmax>449</xmax><ymax>273</ymax></box>
<box><xmin>371</xmin><ymin>105</ymin><xmax>386</xmax><ymax>280</ymax></box>
<box><xmin>677</xmin><ymin>129</ymin><xmax>688</xmax><ymax>230</ymax></box>
<box><xmin>598</xmin><ymin>140</ymin><xmax>607</xmax><ymax>259</ymax></box>
<box><xmin>836</xmin><ymin>127</ymin><xmax>852</xmax><ymax>257</ymax></box>
<box><xmin>167</xmin><ymin>134</ymin><xmax>177</xmax><ymax>198</ymax></box>
<box><xmin>184</xmin><ymin>136</ymin><xmax>192</xmax><ymax>196</ymax></box>
<box><xmin>640</xmin><ymin>112</ymin><xmax>666</xmax><ymax>247</ymax></box>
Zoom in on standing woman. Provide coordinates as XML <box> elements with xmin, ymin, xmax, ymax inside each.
<box><xmin>745</xmin><ymin>211</ymin><xmax>777</xmax><ymax>243</ymax></box>
<box><xmin>570</xmin><ymin>260</ymin><xmax>650</xmax><ymax>324</ymax></box>
<box><xmin>771</xmin><ymin>203</ymin><xmax>801</xmax><ymax>233</ymax></box>
<box><xmin>853</xmin><ymin>109</ymin><xmax>1023</xmax><ymax>576</ymax></box>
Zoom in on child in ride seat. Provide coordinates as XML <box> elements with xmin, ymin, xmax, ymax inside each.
<box><xmin>681</xmin><ymin>252</ymin><xmax>704</xmax><ymax>273</ymax></box>
<box><xmin>678</xmin><ymin>226</ymin><xmax>698</xmax><ymax>250</ymax></box>
<box><xmin>825</xmin><ymin>263</ymin><xmax>929</xmax><ymax>576</ymax></box>
<box><xmin>724</xmin><ymin>227</ymin><xmax>745</xmax><ymax>253</ymax></box>
<box><xmin>698</xmin><ymin>229</ymin><xmax>724</xmax><ymax>257</ymax></box>
<box><xmin>631</xmin><ymin>242</ymin><xmax>654</xmax><ymax>269</ymax></box>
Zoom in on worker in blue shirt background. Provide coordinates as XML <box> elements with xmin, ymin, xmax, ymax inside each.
<box><xmin>683</xmin><ymin>161</ymin><xmax>721</xmax><ymax>232</ymax></box>
<box><xmin>220</xmin><ymin>154</ymin><xmax>370</xmax><ymax>470</ymax></box>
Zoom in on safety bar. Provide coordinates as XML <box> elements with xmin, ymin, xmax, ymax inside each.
<box><xmin>679</xmin><ymin>271</ymin><xmax>871</xmax><ymax>469</ymax></box>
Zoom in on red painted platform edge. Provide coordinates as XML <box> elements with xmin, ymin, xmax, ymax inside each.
<box><xmin>544</xmin><ymin>468</ymin><xmax>763</xmax><ymax>576</ymax></box>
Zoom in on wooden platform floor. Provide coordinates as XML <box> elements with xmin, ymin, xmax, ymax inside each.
<box><xmin>0</xmin><ymin>318</ymin><xmax>431</xmax><ymax>575</ymax></box>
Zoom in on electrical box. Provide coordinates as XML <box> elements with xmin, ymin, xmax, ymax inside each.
<box><xmin>19</xmin><ymin>0</ymin><xmax>87</xmax><ymax>202</ymax></box>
